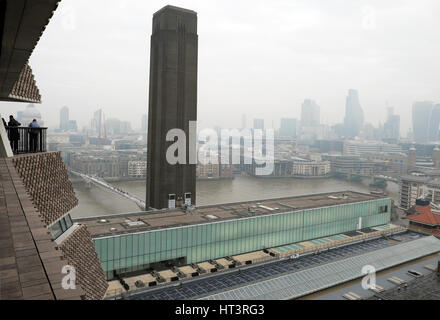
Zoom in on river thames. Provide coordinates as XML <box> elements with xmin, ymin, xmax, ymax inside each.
<box><xmin>70</xmin><ymin>176</ymin><xmax>399</xmax><ymax>218</ymax></box>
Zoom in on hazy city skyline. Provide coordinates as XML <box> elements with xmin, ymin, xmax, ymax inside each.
<box><xmin>2</xmin><ymin>1</ymin><xmax>440</xmax><ymax>303</ymax></box>
<box><xmin>2</xmin><ymin>0</ymin><xmax>440</xmax><ymax>135</ymax></box>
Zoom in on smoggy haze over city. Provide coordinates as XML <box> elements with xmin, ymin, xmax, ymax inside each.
<box><xmin>2</xmin><ymin>0</ymin><xmax>440</xmax><ymax>135</ymax></box>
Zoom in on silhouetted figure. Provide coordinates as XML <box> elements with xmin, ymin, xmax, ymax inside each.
<box><xmin>29</xmin><ymin>119</ymin><xmax>40</xmax><ymax>152</ymax></box>
<box><xmin>7</xmin><ymin>115</ymin><xmax>21</xmax><ymax>153</ymax></box>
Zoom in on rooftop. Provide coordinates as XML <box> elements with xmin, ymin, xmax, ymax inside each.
<box><xmin>200</xmin><ymin>235</ymin><xmax>440</xmax><ymax>300</ymax></box>
<box><xmin>400</xmin><ymin>175</ymin><xmax>440</xmax><ymax>187</ymax></box>
<box><xmin>76</xmin><ymin>191</ymin><xmax>388</xmax><ymax>238</ymax></box>
<box><xmin>408</xmin><ymin>206</ymin><xmax>440</xmax><ymax>226</ymax></box>
<box><xmin>118</xmin><ymin>230</ymin><xmax>437</xmax><ymax>300</ymax></box>
<box><xmin>368</xmin><ymin>271</ymin><xmax>440</xmax><ymax>300</ymax></box>
<box><xmin>153</xmin><ymin>5</ymin><xmax>197</xmax><ymax>16</ymax></box>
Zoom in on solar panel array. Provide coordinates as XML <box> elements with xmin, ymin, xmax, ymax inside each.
<box><xmin>127</xmin><ymin>236</ymin><xmax>394</xmax><ymax>300</ymax></box>
<box><xmin>200</xmin><ymin>236</ymin><xmax>440</xmax><ymax>300</ymax></box>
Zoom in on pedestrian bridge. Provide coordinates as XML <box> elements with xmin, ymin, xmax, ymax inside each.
<box><xmin>69</xmin><ymin>170</ymin><xmax>146</xmax><ymax>211</ymax></box>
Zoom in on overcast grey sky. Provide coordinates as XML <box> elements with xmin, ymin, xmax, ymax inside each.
<box><xmin>2</xmin><ymin>0</ymin><xmax>440</xmax><ymax>135</ymax></box>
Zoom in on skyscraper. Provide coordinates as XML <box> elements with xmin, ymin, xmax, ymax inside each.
<box><xmin>60</xmin><ymin>106</ymin><xmax>69</xmax><ymax>131</ymax></box>
<box><xmin>253</xmin><ymin>118</ymin><xmax>264</xmax><ymax>130</ymax></box>
<box><xmin>428</xmin><ymin>104</ymin><xmax>440</xmax><ymax>142</ymax></box>
<box><xmin>141</xmin><ymin>114</ymin><xmax>148</xmax><ymax>132</ymax></box>
<box><xmin>91</xmin><ymin>109</ymin><xmax>103</xmax><ymax>136</ymax></box>
<box><xmin>343</xmin><ymin>89</ymin><xmax>364</xmax><ymax>139</ymax></box>
<box><xmin>68</xmin><ymin>120</ymin><xmax>78</xmax><ymax>132</ymax></box>
<box><xmin>412</xmin><ymin>101</ymin><xmax>434</xmax><ymax>143</ymax></box>
<box><xmin>279</xmin><ymin>118</ymin><xmax>297</xmax><ymax>138</ymax></box>
<box><xmin>383</xmin><ymin>107</ymin><xmax>400</xmax><ymax>142</ymax></box>
<box><xmin>146</xmin><ymin>6</ymin><xmax>198</xmax><ymax>210</ymax></box>
<box><xmin>301</xmin><ymin>99</ymin><xmax>320</xmax><ymax>127</ymax></box>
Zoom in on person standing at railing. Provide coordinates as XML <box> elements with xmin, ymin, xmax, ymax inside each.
<box><xmin>7</xmin><ymin>115</ymin><xmax>21</xmax><ymax>153</ymax></box>
<box><xmin>29</xmin><ymin>119</ymin><xmax>40</xmax><ymax>152</ymax></box>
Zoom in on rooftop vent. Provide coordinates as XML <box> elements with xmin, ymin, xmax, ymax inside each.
<box><xmin>206</xmin><ymin>215</ymin><xmax>218</xmax><ymax>220</ymax></box>
<box><xmin>125</xmin><ymin>220</ymin><xmax>145</xmax><ymax>227</ymax></box>
<box><xmin>258</xmin><ymin>204</ymin><xmax>276</xmax><ymax>211</ymax></box>
<box><xmin>98</xmin><ymin>219</ymin><xmax>108</xmax><ymax>223</ymax></box>
<box><xmin>184</xmin><ymin>204</ymin><xmax>197</xmax><ymax>214</ymax></box>
<box><xmin>110</xmin><ymin>227</ymin><xmax>117</xmax><ymax>232</ymax></box>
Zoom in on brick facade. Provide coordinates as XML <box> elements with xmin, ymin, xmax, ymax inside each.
<box><xmin>9</xmin><ymin>64</ymin><xmax>41</xmax><ymax>103</ymax></box>
<box><xmin>11</xmin><ymin>152</ymin><xmax>78</xmax><ymax>225</ymax></box>
<box><xmin>59</xmin><ymin>225</ymin><xmax>108</xmax><ymax>300</ymax></box>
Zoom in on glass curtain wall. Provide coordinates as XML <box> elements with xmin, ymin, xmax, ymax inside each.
<box><xmin>95</xmin><ymin>199</ymin><xmax>391</xmax><ymax>279</ymax></box>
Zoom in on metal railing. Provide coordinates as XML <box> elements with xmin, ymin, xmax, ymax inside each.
<box><xmin>5</xmin><ymin>126</ymin><xmax>47</xmax><ymax>154</ymax></box>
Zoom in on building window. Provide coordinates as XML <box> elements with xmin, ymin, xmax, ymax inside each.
<box><xmin>50</xmin><ymin>222</ymin><xmax>63</xmax><ymax>240</ymax></box>
<box><xmin>379</xmin><ymin>205</ymin><xmax>388</xmax><ymax>213</ymax></box>
<box><xmin>49</xmin><ymin>214</ymin><xmax>74</xmax><ymax>240</ymax></box>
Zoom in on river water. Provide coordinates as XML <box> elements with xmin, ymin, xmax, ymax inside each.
<box><xmin>70</xmin><ymin>176</ymin><xmax>399</xmax><ymax>218</ymax></box>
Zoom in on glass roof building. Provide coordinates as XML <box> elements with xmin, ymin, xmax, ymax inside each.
<box><xmin>78</xmin><ymin>192</ymin><xmax>392</xmax><ymax>280</ymax></box>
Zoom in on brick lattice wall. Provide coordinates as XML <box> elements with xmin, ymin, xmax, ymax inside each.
<box><xmin>59</xmin><ymin>225</ymin><xmax>108</xmax><ymax>300</ymax></box>
<box><xmin>9</xmin><ymin>64</ymin><xmax>41</xmax><ymax>103</ymax></box>
<box><xmin>9</xmin><ymin>152</ymin><xmax>108</xmax><ymax>300</ymax></box>
<box><xmin>12</xmin><ymin>152</ymin><xmax>78</xmax><ymax>225</ymax></box>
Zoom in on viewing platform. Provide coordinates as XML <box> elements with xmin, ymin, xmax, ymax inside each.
<box><xmin>4</xmin><ymin>126</ymin><xmax>47</xmax><ymax>154</ymax></box>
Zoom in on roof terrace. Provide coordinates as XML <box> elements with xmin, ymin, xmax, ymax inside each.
<box><xmin>76</xmin><ymin>191</ymin><xmax>389</xmax><ymax>238</ymax></box>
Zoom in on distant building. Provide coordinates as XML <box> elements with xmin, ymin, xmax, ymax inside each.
<box><xmin>314</xmin><ymin>139</ymin><xmax>344</xmax><ymax>154</ymax></box>
<box><xmin>301</xmin><ymin>99</ymin><xmax>320</xmax><ymax>127</ymax></box>
<box><xmin>292</xmin><ymin>161</ymin><xmax>331</xmax><ymax>177</ymax></box>
<box><xmin>253</xmin><ymin>118</ymin><xmax>264</xmax><ymax>130</ymax></box>
<box><xmin>21</xmin><ymin>103</ymin><xmax>44</xmax><ymax>126</ymax></box>
<box><xmin>105</xmin><ymin>118</ymin><xmax>132</xmax><ymax>135</ymax></box>
<box><xmin>299</xmin><ymin>126</ymin><xmax>326</xmax><ymax>144</ymax></box>
<box><xmin>70</xmin><ymin>154</ymin><xmax>120</xmax><ymax>178</ymax></box>
<box><xmin>60</xmin><ymin>106</ymin><xmax>69</xmax><ymax>131</ymax></box>
<box><xmin>407</xmin><ymin>206</ymin><xmax>440</xmax><ymax>236</ymax></box>
<box><xmin>343</xmin><ymin>89</ymin><xmax>364</xmax><ymax>139</ymax></box>
<box><xmin>429</xmin><ymin>104</ymin><xmax>440</xmax><ymax>142</ymax></box>
<box><xmin>383</xmin><ymin>107</ymin><xmax>400</xmax><ymax>143</ymax></box>
<box><xmin>399</xmin><ymin>175</ymin><xmax>427</xmax><ymax>210</ymax></box>
<box><xmin>68</xmin><ymin>120</ymin><xmax>78</xmax><ymax>132</ymax></box>
<box><xmin>128</xmin><ymin>161</ymin><xmax>147</xmax><ymax>178</ymax></box>
<box><xmin>279</xmin><ymin>118</ymin><xmax>297</xmax><ymax>138</ymax></box>
<box><xmin>343</xmin><ymin>141</ymin><xmax>402</xmax><ymax>155</ymax></box>
<box><xmin>324</xmin><ymin>155</ymin><xmax>374</xmax><ymax>177</ymax></box>
<box><xmin>362</xmin><ymin>152</ymin><xmax>407</xmax><ymax>175</ymax></box>
<box><xmin>197</xmin><ymin>162</ymin><xmax>220</xmax><ymax>179</ymax></box>
<box><xmin>412</xmin><ymin>101</ymin><xmax>435</xmax><ymax>143</ymax></box>
<box><xmin>105</xmin><ymin>118</ymin><xmax>119</xmax><ymax>135</ymax></box>
<box><xmin>91</xmin><ymin>109</ymin><xmax>103</xmax><ymax>136</ymax></box>
<box><xmin>141</xmin><ymin>114</ymin><xmax>148</xmax><ymax>132</ymax></box>
<box><xmin>120</xmin><ymin>121</ymin><xmax>132</xmax><ymax>134</ymax></box>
